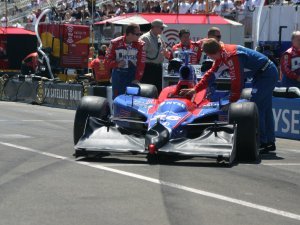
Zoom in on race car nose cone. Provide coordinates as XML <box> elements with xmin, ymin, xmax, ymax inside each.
<box><xmin>148</xmin><ymin>144</ymin><xmax>157</xmax><ymax>154</ymax></box>
<box><xmin>145</xmin><ymin>122</ymin><xmax>170</xmax><ymax>149</ymax></box>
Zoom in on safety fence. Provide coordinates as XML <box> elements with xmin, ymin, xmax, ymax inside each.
<box><xmin>0</xmin><ymin>75</ymin><xmax>109</xmax><ymax>109</ymax></box>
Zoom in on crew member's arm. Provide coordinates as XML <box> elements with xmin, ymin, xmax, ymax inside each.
<box><xmin>195</xmin><ymin>41</ymin><xmax>202</xmax><ymax>63</ymax></box>
<box><xmin>105</xmin><ymin>42</ymin><xmax>118</xmax><ymax>70</ymax></box>
<box><xmin>194</xmin><ymin>58</ymin><xmax>222</xmax><ymax>92</ymax></box>
<box><xmin>280</xmin><ymin>53</ymin><xmax>298</xmax><ymax>80</ymax></box>
<box><xmin>135</xmin><ymin>43</ymin><xmax>146</xmax><ymax>81</ymax></box>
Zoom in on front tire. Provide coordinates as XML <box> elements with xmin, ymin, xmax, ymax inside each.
<box><xmin>73</xmin><ymin>96</ymin><xmax>110</xmax><ymax>145</ymax></box>
<box><xmin>229</xmin><ymin>102</ymin><xmax>259</xmax><ymax>162</ymax></box>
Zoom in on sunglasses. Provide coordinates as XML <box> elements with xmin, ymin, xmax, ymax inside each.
<box><xmin>133</xmin><ymin>32</ymin><xmax>143</xmax><ymax>36</ymax></box>
<box><xmin>214</xmin><ymin>35</ymin><xmax>221</xmax><ymax>39</ymax></box>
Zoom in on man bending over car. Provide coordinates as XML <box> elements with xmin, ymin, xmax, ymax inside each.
<box><xmin>179</xmin><ymin>38</ymin><xmax>279</xmax><ymax>152</ymax></box>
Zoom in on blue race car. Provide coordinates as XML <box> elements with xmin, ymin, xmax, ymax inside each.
<box><xmin>74</xmin><ymin>53</ymin><xmax>259</xmax><ymax>165</ymax></box>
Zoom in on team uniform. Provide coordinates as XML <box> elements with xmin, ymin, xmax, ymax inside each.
<box><xmin>280</xmin><ymin>46</ymin><xmax>300</xmax><ymax>88</ymax></box>
<box><xmin>105</xmin><ymin>36</ymin><xmax>146</xmax><ymax>99</ymax></box>
<box><xmin>170</xmin><ymin>41</ymin><xmax>202</xmax><ymax>64</ymax></box>
<box><xmin>195</xmin><ymin>44</ymin><xmax>279</xmax><ymax>144</ymax></box>
<box><xmin>21</xmin><ymin>52</ymin><xmax>38</xmax><ymax>75</ymax></box>
<box><xmin>90</xmin><ymin>55</ymin><xmax>110</xmax><ymax>83</ymax></box>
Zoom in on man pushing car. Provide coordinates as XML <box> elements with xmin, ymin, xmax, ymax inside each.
<box><xmin>180</xmin><ymin>38</ymin><xmax>279</xmax><ymax>152</ymax></box>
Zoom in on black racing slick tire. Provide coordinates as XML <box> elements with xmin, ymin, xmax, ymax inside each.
<box><xmin>229</xmin><ymin>102</ymin><xmax>259</xmax><ymax>162</ymax></box>
<box><xmin>73</xmin><ymin>96</ymin><xmax>110</xmax><ymax>145</ymax></box>
<box><xmin>135</xmin><ymin>83</ymin><xmax>158</xmax><ymax>98</ymax></box>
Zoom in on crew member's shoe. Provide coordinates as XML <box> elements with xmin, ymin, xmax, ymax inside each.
<box><xmin>259</xmin><ymin>142</ymin><xmax>276</xmax><ymax>154</ymax></box>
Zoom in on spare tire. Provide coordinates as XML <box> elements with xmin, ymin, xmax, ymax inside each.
<box><xmin>133</xmin><ymin>83</ymin><xmax>158</xmax><ymax>98</ymax></box>
<box><xmin>273</xmin><ymin>87</ymin><xmax>300</xmax><ymax>98</ymax></box>
<box><xmin>229</xmin><ymin>102</ymin><xmax>259</xmax><ymax>162</ymax></box>
<box><xmin>73</xmin><ymin>96</ymin><xmax>110</xmax><ymax>145</ymax></box>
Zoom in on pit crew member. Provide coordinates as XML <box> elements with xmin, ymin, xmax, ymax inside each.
<box><xmin>105</xmin><ymin>23</ymin><xmax>146</xmax><ymax>99</ymax></box>
<box><xmin>169</xmin><ymin>29</ymin><xmax>202</xmax><ymax>64</ymax></box>
<box><xmin>280</xmin><ymin>30</ymin><xmax>300</xmax><ymax>88</ymax></box>
<box><xmin>90</xmin><ymin>45</ymin><xmax>110</xmax><ymax>85</ymax></box>
<box><xmin>21</xmin><ymin>52</ymin><xmax>38</xmax><ymax>75</ymax></box>
<box><xmin>180</xmin><ymin>39</ymin><xmax>279</xmax><ymax>152</ymax></box>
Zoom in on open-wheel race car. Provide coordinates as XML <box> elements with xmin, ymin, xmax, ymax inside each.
<box><xmin>73</xmin><ymin>52</ymin><xmax>259</xmax><ymax>165</ymax></box>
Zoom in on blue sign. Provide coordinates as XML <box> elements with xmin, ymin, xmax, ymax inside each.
<box><xmin>273</xmin><ymin>97</ymin><xmax>300</xmax><ymax>140</ymax></box>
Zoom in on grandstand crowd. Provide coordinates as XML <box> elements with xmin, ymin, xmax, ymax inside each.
<box><xmin>0</xmin><ymin>0</ymin><xmax>296</xmax><ymax>29</ymax></box>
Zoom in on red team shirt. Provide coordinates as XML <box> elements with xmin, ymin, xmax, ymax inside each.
<box><xmin>170</xmin><ymin>40</ymin><xmax>202</xmax><ymax>64</ymax></box>
<box><xmin>280</xmin><ymin>46</ymin><xmax>300</xmax><ymax>80</ymax></box>
<box><xmin>90</xmin><ymin>55</ymin><xmax>110</xmax><ymax>82</ymax></box>
<box><xmin>105</xmin><ymin>35</ymin><xmax>146</xmax><ymax>81</ymax></box>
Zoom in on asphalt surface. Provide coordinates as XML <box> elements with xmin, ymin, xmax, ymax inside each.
<box><xmin>0</xmin><ymin>101</ymin><xmax>299</xmax><ymax>225</ymax></box>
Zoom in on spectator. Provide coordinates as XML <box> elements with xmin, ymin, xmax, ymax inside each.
<box><xmin>169</xmin><ymin>0</ymin><xmax>178</xmax><ymax>13</ymax></box>
<box><xmin>90</xmin><ymin>45</ymin><xmax>110</xmax><ymax>84</ymax></box>
<box><xmin>35</xmin><ymin>8</ymin><xmax>46</xmax><ymax>22</ymax></box>
<box><xmin>197</xmin><ymin>0</ymin><xmax>206</xmax><ymax>13</ymax></box>
<box><xmin>179</xmin><ymin>0</ymin><xmax>191</xmax><ymax>14</ymax></box>
<box><xmin>107</xmin><ymin>4</ymin><xmax>115</xmax><ymax>17</ymax></box>
<box><xmin>105</xmin><ymin>23</ymin><xmax>145</xmax><ymax>99</ymax></box>
<box><xmin>212</xmin><ymin>0</ymin><xmax>222</xmax><ymax>15</ymax></box>
<box><xmin>127</xmin><ymin>2</ymin><xmax>136</xmax><ymax>13</ymax></box>
<box><xmin>161</xmin><ymin>1</ymin><xmax>170</xmax><ymax>13</ymax></box>
<box><xmin>180</xmin><ymin>38</ymin><xmax>279</xmax><ymax>152</ymax></box>
<box><xmin>140</xmin><ymin>19</ymin><xmax>170</xmax><ymax>93</ymax></box>
<box><xmin>142</xmin><ymin>0</ymin><xmax>150</xmax><ymax>12</ymax></box>
<box><xmin>64</xmin><ymin>11</ymin><xmax>72</xmax><ymax>22</ymax></box>
<box><xmin>234</xmin><ymin>0</ymin><xmax>245</xmax><ymax>22</ymax></box>
<box><xmin>115</xmin><ymin>3</ymin><xmax>125</xmax><ymax>16</ymax></box>
<box><xmin>187</xmin><ymin>0</ymin><xmax>199</xmax><ymax>14</ymax></box>
<box><xmin>220</xmin><ymin>0</ymin><xmax>234</xmax><ymax>17</ymax></box>
<box><xmin>71</xmin><ymin>7</ymin><xmax>82</xmax><ymax>23</ymax></box>
<box><xmin>1</xmin><ymin>15</ymin><xmax>7</xmax><ymax>27</ymax></box>
<box><xmin>170</xmin><ymin>28</ymin><xmax>202</xmax><ymax>64</ymax></box>
<box><xmin>280</xmin><ymin>31</ymin><xmax>300</xmax><ymax>88</ymax></box>
<box><xmin>153</xmin><ymin>0</ymin><xmax>161</xmax><ymax>13</ymax></box>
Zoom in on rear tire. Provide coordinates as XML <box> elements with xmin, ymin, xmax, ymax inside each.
<box><xmin>229</xmin><ymin>102</ymin><xmax>259</xmax><ymax>162</ymax></box>
<box><xmin>134</xmin><ymin>83</ymin><xmax>158</xmax><ymax>98</ymax></box>
<box><xmin>73</xmin><ymin>96</ymin><xmax>110</xmax><ymax>145</ymax></box>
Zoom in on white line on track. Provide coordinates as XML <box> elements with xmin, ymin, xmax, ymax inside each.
<box><xmin>1</xmin><ymin>141</ymin><xmax>300</xmax><ymax>222</ymax></box>
<box><xmin>278</xmin><ymin>149</ymin><xmax>300</xmax><ymax>154</ymax></box>
<box><xmin>0</xmin><ymin>134</ymin><xmax>32</xmax><ymax>139</ymax></box>
<box><xmin>0</xmin><ymin>120</ymin><xmax>73</xmax><ymax>122</ymax></box>
<box><xmin>262</xmin><ymin>163</ymin><xmax>300</xmax><ymax>166</ymax></box>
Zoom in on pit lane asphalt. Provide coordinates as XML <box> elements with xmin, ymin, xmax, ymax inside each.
<box><xmin>0</xmin><ymin>101</ymin><xmax>299</xmax><ymax>225</ymax></box>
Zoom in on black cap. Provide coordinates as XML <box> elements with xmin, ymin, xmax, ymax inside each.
<box><xmin>179</xmin><ymin>29</ymin><xmax>190</xmax><ymax>38</ymax></box>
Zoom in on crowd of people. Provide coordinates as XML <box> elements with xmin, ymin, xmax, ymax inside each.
<box><xmin>1</xmin><ymin>0</ymin><xmax>296</xmax><ymax>28</ymax></box>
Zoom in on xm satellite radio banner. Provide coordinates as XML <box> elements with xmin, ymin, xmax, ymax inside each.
<box><xmin>273</xmin><ymin>97</ymin><xmax>300</xmax><ymax>140</ymax></box>
<box><xmin>43</xmin><ymin>83</ymin><xmax>83</xmax><ymax>109</ymax></box>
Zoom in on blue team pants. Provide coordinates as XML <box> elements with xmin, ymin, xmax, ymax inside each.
<box><xmin>281</xmin><ymin>75</ymin><xmax>300</xmax><ymax>89</ymax></box>
<box><xmin>111</xmin><ymin>67</ymin><xmax>135</xmax><ymax>99</ymax></box>
<box><xmin>251</xmin><ymin>63</ymin><xmax>278</xmax><ymax>144</ymax></box>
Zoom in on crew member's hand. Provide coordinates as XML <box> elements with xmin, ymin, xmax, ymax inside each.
<box><xmin>179</xmin><ymin>88</ymin><xmax>196</xmax><ymax>96</ymax></box>
<box><xmin>117</xmin><ymin>60</ymin><xmax>126</xmax><ymax>68</ymax></box>
<box><xmin>297</xmin><ymin>76</ymin><xmax>300</xmax><ymax>82</ymax></box>
<box><xmin>220</xmin><ymin>103</ymin><xmax>230</xmax><ymax>111</ymax></box>
<box><xmin>162</xmin><ymin>48</ymin><xmax>170</xmax><ymax>58</ymax></box>
<box><xmin>132</xmin><ymin>79</ymin><xmax>140</xmax><ymax>84</ymax></box>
